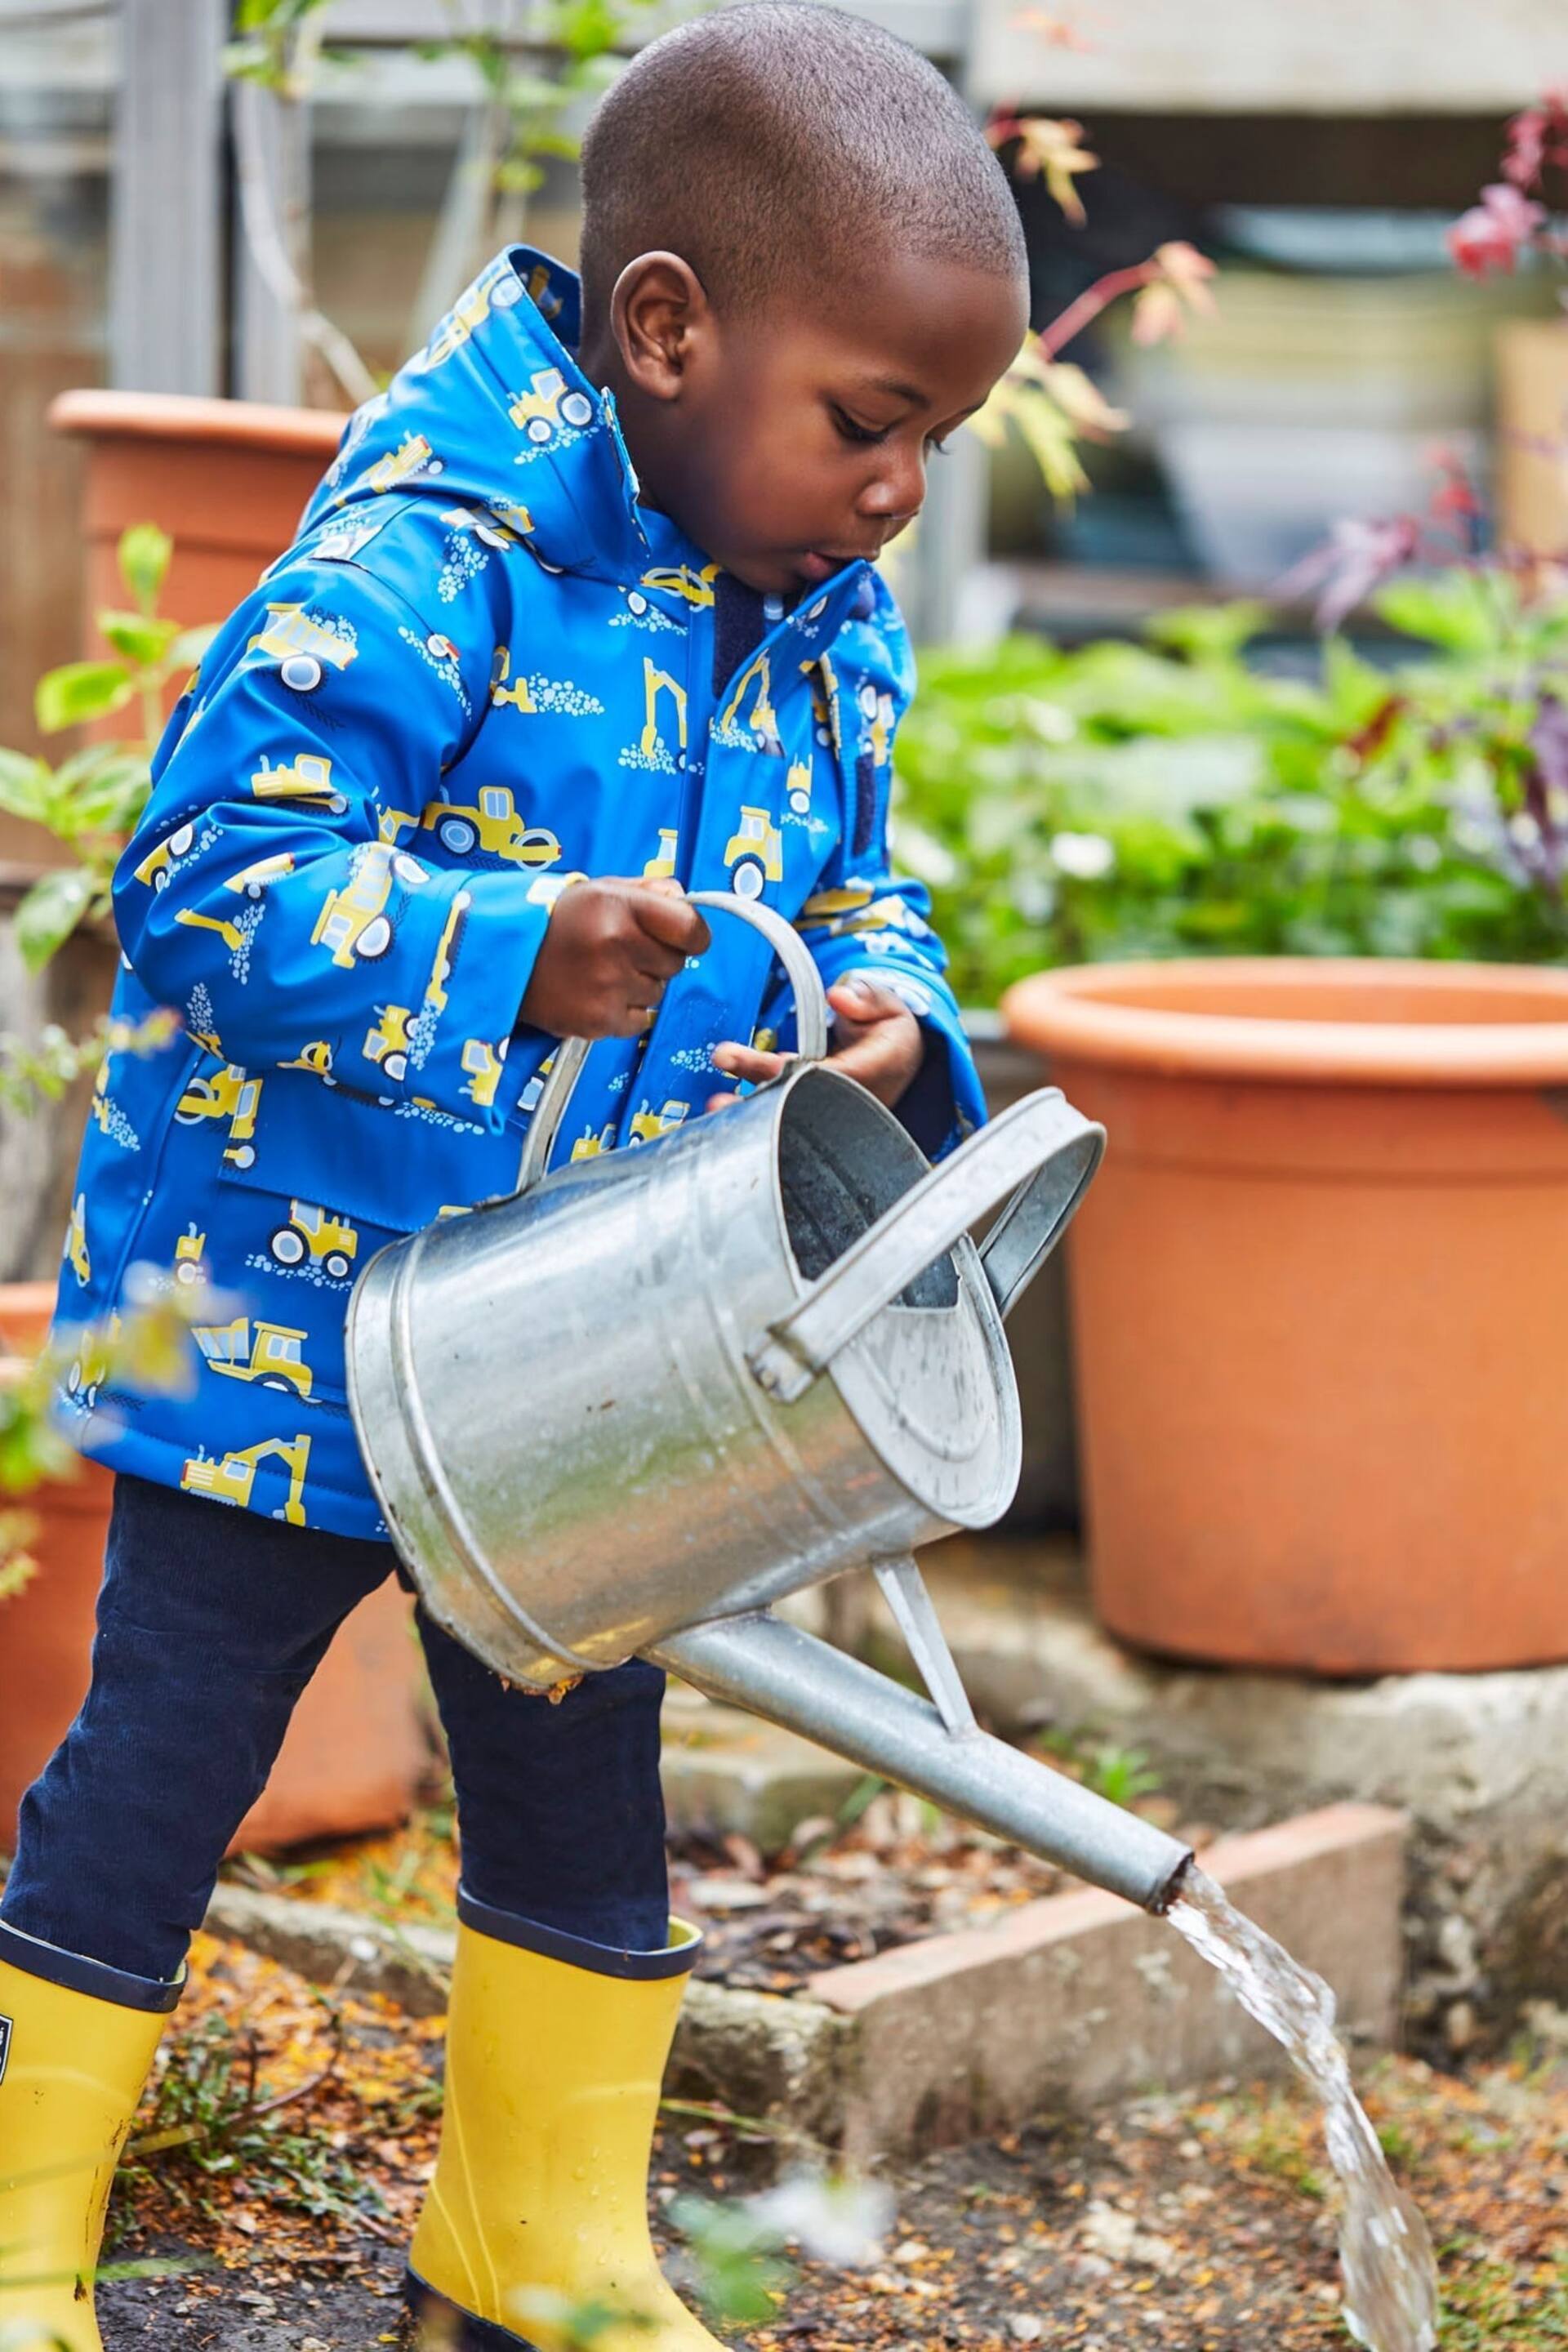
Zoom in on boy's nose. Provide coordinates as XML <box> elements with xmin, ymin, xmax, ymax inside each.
<box><xmin>857</xmin><ymin>447</ymin><xmax>926</xmax><ymax>532</ymax></box>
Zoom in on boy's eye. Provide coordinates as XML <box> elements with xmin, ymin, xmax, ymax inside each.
<box><xmin>831</xmin><ymin>405</ymin><xmax>890</xmax><ymax>448</ymax></box>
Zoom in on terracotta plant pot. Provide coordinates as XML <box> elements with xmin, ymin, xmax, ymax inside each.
<box><xmin>0</xmin><ymin>1295</ymin><xmax>427</xmax><ymax>1859</ymax></box>
<box><xmin>48</xmin><ymin>389</ymin><xmax>345</xmax><ymax>673</ymax></box>
<box><xmin>1003</xmin><ymin>959</ymin><xmax>1568</xmax><ymax>1676</ymax></box>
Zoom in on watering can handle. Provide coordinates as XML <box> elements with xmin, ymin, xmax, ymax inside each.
<box><xmin>748</xmin><ymin>1089</ymin><xmax>1105</xmax><ymax>1405</ymax></box>
<box><xmin>514</xmin><ymin>891</ymin><xmax>831</xmax><ymax>1193</ymax></box>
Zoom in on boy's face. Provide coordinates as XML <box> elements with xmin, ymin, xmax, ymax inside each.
<box><xmin>601</xmin><ymin>247</ymin><xmax>1028</xmax><ymax>599</ymax></box>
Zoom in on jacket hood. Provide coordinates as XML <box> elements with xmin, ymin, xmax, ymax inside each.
<box><xmin>299</xmin><ymin>246</ymin><xmax>702</xmax><ymax>587</ymax></box>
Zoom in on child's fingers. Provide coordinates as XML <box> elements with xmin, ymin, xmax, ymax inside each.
<box><xmin>633</xmin><ymin>884</ymin><xmax>711</xmax><ymax>960</ymax></box>
<box><xmin>711</xmin><ymin>1039</ymin><xmax>790</xmax><ymax>1085</ymax></box>
<box><xmin>827</xmin><ymin>974</ymin><xmax>908</xmax><ymax>1027</ymax></box>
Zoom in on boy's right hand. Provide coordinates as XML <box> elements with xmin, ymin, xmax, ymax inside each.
<box><xmin>518</xmin><ymin>878</ymin><xmax>711</xmax><ymax>1040</ymax></box>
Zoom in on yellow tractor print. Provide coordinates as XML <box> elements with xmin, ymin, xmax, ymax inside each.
<box><xmin>628</xmin><ymin>1099</ymin><xmax>689</xmax><ymax>1145</ymax></box>
<box><xmin>247</xmin><ymin>603</ymin><xmax>358</xmax><ymax>695</ymax></box>
<box><xmin>785</xmin><ymin>759</ymin><xmax>813</xmax><ymax>818</ymax></box>
<box><xmin>64</xmin><ymin>1192</ymin><xmax>90</xmax><ymax>1286</ymax></box>
<box><xmin>133</xmin><ymin>819</ymin><xmax>196</xmax><ymax>890</ymax></box>
<box><xmin>489</xmin><ymin>646</ymin><xmax>537</xmax><ymax>715</ymax></box>
<box><xmin>377</xmin><ymin>805</ymin><xmax>419</xmax><ymax>845</ymax></box>
<box><xmin>267</xmin><ymin>1201</ymin><xmax>358</xmax><ymax>1281</ymax></box>
<box><xmin>421</xmin><ymin>786</ymin><xmax>559</xmax><ymax>866</ymax></box>
<box><xmin>252</xmin><ymin>752</ymin><xmax>348</xmax><ymax>813</ymax></box>
<box><xmin>332</xmin><ymin>431</ymin><xmax>443</xmax><ymax>508</ymax></box>
<box><xmin>508</xmin><ymin>368</ymin><xmax>596</xmax><ymax>448</ymax></box>
<box><xmin>639</xmin><ymin>562</ymin><xmax>719</xmax><ymax>608</ymax></box>
<box><xmin>174</xmin><ymin>1225</ymin><xmax>207</xmax><ymax>1286</ymax></box>
<box><xmin>643</xmin><ymin>828</ymin><xmax>679</xmax><ymax>881</ymax></box>
<box><xmin>181</xmin><ymin>1434</ymin><xmax>310</xmax><ymax>1525</ymax></box>
<box><xmin>280</xmin><ymin>1040</ymin><xmax>336</xmax><ymax>1084</ymax></box>
<box><xmin>570</xmin><ymin>1123</ymin><xmax>617</xmax><ymax>1160</ymax></box>
<box><xmin>425</xmin><ymin>890</ymin><xmax>471</xmax><ymax>1014</ymax></box>
<box><xmin>641</xmin><ymin>661</ymin><xmax>688</xmax><ymax>762</ymax></box>
<box><xmin>310</xmin><ymin>844</ymin><xmax>423</xmax><ymax>969</ymax></box>
<box><xmin>722</xmin><ymin>653</ymin><xmax>782</xmax><ymax>756</ymax></box>
<box><xmin>460</xmin><ymin>1036</ymin><xmax>509</xmax><ymax>1110</ymax></box>
<box><xmin>364</xmin><ymin>1004</ymin><xmax>413</xmax><ymax>1085</ymax></box>
<box><xmin>175</xmin><ymin>1062</ymin><xmax>261</xmax><ymax>1170</ymax></box>
<box><xmin>724</xmin><ymin>808</ymin><xmax>784</xmax><ymax>899</ymax></box>
<box><xmin>194</xmin><ymin>1316</ymin><xmax>314</xmax><ymax>1400</ymax></box>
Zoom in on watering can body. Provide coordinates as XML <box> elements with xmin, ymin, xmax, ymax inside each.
<box><xmin>347</xmin><ymin>896</ymin><xmax>1192</xmax><ymax>1915</ymax></box>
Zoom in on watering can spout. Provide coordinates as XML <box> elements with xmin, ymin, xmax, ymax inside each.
<box><xmin>650</xmin><ymin>1602</ymin><xmax>1193</xmax><ymax>1916</ymax></box>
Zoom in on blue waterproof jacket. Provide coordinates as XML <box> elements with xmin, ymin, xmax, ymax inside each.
<box><xmin>51</xmin><ymin>246</ymin><xmax>984</xmax><ymax>1538</ymax></box>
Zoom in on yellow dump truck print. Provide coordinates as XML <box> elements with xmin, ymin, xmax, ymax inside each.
<box><xmin>331</xmin><ymin>431</ymin><xmax>443</xmax><ymax>508</ymax></box>
<box><xmin>252</xmin><ymin>753</ymin><xmax>348</xmax><ymax>813</ymax></box>
<box><xmin>247</xmin><ymin>604</ymin><xmax>358</xmax><ymax>696</ymax></box>
<box><xmin>508</xmin><ymin>368</ymin><xmax>595</xmax><ymax>448</ymax></box>
<box><xmin>724</xmin><ymin>808</ymin><xmax>784</xmax><ymax>898</ymax></box>
<box><xmin>181</xmin><ymin>1435</ymin><xmax>310</xmax><ymax>1525</ymax></box>
<box><xmin>175</xmin><ymin>1062</ymin><xmax>261</xmax><ymax>1169</ymax></box>
<box><xmin>133</xmin><ymin>820</ymin><xmax>196</xmax><ymax>890</ymax></box>
<box><xmin>194</xmin><ymin>1317</ymin><xmax>314</xmax><ymax>1400</ymax></box>
<box><xmin>420</xmin><ymin>786</ymin><xmax>559</xmax><ymax>865</ymax></box>
<box><xmin>267</xmin><ymin>1202</ymin><xmax>357</xmax><ymax>1281</ymax></box>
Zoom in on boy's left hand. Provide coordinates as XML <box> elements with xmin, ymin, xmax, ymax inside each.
<box><xmin>709</xmin><ymin>976</ymin><xmax>925</xmax><ymax>1112</ymax></box>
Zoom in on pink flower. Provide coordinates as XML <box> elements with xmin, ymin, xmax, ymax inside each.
<box><xmin>1447</xmin><ymin>183</ymin><xmax>1546</xmax><ymax>277</ymax></box>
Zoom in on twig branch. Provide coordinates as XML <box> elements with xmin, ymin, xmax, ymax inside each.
<box><xmin>231</xmin><ymin>78</ymin><xmax>378</xmax><ymax>409</ymax></box>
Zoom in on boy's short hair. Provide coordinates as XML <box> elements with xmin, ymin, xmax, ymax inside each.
<box><xmin>578</xmin><ymin>2</ymin><xmax>1026</xmax><ymax>328</ymax></box>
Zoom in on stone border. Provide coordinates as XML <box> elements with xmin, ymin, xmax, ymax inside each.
<box><xmin>205</xmin><ymin>1802</ymin><xmax>1405</xmax><ymax>2164</ymax></box>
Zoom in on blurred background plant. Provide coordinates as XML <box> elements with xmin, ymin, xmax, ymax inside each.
<box><xmin>0</xmin><ymin>525</ymin><xmax>215</xmax><ymax>979</ymax></box>
<box><xmin>893</xmin><ymin>547</ymin><xmax>1568</xmax><ymax>1003</ymax></box>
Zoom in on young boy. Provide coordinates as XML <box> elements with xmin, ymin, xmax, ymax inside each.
<box><xmin>0</xmin><ymin>8</ymin><xmax>1027</xmax><ymax>2345</ymax></box>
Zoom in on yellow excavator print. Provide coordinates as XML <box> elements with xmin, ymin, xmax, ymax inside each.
<box><xmin>181</xmin><ymin>1434</ymin><xmax>310</xmax><ymax>1525</ymax></box>
<box><xmin>721</xmin><ymin>653</ymin><xmax>782</xmax><ymax>755</ymax></box>
<box><xmin>267</xmin><ymin>1201</ymin><xmax>357</xmax><ymax>1280</ymax></box>
<box><xmin>489</xmin><ymin>646</ymin><xmax>537</xmax><ymax>714</ymax></box>
<box><xmin>639</xmin><ymin>562</ymin><xmax>719</xmax><ymax>608</ymax></box>
<box><xmin>252</xmin><ymin>752</ymin><xmax>348</xmax><ymax>812</ymax></box>
<box><xmin>640</xmin><ymin>661</ymin><xmax>688</xmax><ymax>761</ymax></box>
<box><xmin>193</xmin><ymin>1317</ymin><xmax>314</xmax><ymax>1400</ymax></box>
<box><xmin>425</xmin><ymin>891</ymin><xmax>471</xmax><ymax>1014</ymax></box>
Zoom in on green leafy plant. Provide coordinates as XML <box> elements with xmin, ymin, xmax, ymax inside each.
<box><xmin>0</xmin><ymin>525</ymin><xmax>215</xmax><ymax>974</ymax></box>
<box><xmin>893</xmin><ymin>568</ymin><xmax>1568</xmax><ymax>1004</ymax></box>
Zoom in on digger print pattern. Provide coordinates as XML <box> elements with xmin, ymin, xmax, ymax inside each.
<box><xmin>51</xmin><ymin>245</ymin><xmax>983</xmax><ymax>1537</ymax></box>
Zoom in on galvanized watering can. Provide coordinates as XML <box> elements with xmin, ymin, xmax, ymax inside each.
<box><xmin>347</xmin><ymin>896</ymin><xmax>1192</xmax><ymax>1913</ymax></box>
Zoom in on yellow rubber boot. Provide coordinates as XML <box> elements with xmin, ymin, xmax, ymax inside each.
<box><xmin>0</xmin><ymin>1924</ymin><xmax>176</xmax><ymax>2352</ymax></box>
<box><xmin>408</xmin><ymin>1895</ymin><xmax>728</xmax><ymax>2351</ymax></box>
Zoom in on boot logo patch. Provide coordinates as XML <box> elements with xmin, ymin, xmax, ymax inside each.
<box><xmin>0</xmin><ymin>2014</ymin><xmax>11</xmax><ymax>2087</ymax></box>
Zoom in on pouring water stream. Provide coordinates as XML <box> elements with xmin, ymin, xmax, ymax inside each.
<box><xmin>1166</xmin><ymin>1864</ymin><xmax>1439</xmax><ymax>2352</ymax></box>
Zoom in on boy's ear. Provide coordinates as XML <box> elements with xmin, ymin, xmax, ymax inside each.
<box><xmin>611</xmin><ymin>252</ymin><xmax>712</xmax><ymax>403</ymax></box>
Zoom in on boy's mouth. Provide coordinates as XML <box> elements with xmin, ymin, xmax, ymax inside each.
<box><xmin>798</xmin><ymin>549</ymin><xmax>869</xmax><ymax>586</ymax></box>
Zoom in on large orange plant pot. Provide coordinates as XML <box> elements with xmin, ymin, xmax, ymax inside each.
<box><xmin>0</xmin><ymin>1295</ymin><xmax>426</xmax><ymax>1859</ymax></box>
<box><xmin>1003</xmin><ymin>960</ymin><xmax>1568</xmax><ymax>1676</ymax></box>
<box><xmin>48</xmin><ymin>389</ymin><xmax>345</xmax><ymax>662</ymax></box>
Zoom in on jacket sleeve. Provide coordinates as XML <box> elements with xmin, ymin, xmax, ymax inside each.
<box><xmin>774</xmin><ymin>588</ymin><xmax>985</xmax><ymax>1160</ymax></box>
<box><xmin>113</xmin><ymin>550</ymin><xmax>555</xmax><ymax>1134</ymax></box>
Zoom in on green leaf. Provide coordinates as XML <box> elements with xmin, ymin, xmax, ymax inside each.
<box><xmin>118</xmin><ymin>523</ymin><xmax>172</xmax><ymax>617</ymax></box>
<box><xmin>48</xmin><ymin>746</ymin><xmax>152</xmax><ymax>838</ymax></box>
<box><xmin>0</xmin><ymin>749</ymin><xmax>55</xmax><ymax>826</ymax></box>
<box><xmin>1372</xmin><ymin>572</ymin><xmax>1501</xmax><ymax>657</ymax></box>
<box><xmin>169</xmin><ymin>623</ymin><xmax>220</xmax><ymax>672</ymax></box>
<box><xmin>35</xmin><ymin>661</ymin><xmax>135</xmax><ymax>736</ymax></box>
<box><xmin>16</xmin><ymin>867</ymin><xmax>96</xmax><ymax>972</ymax></box>
<box><xmin>96</xmin><ymin>611</ymin><xmax>181</xmax><ymax>669</ymax></box>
